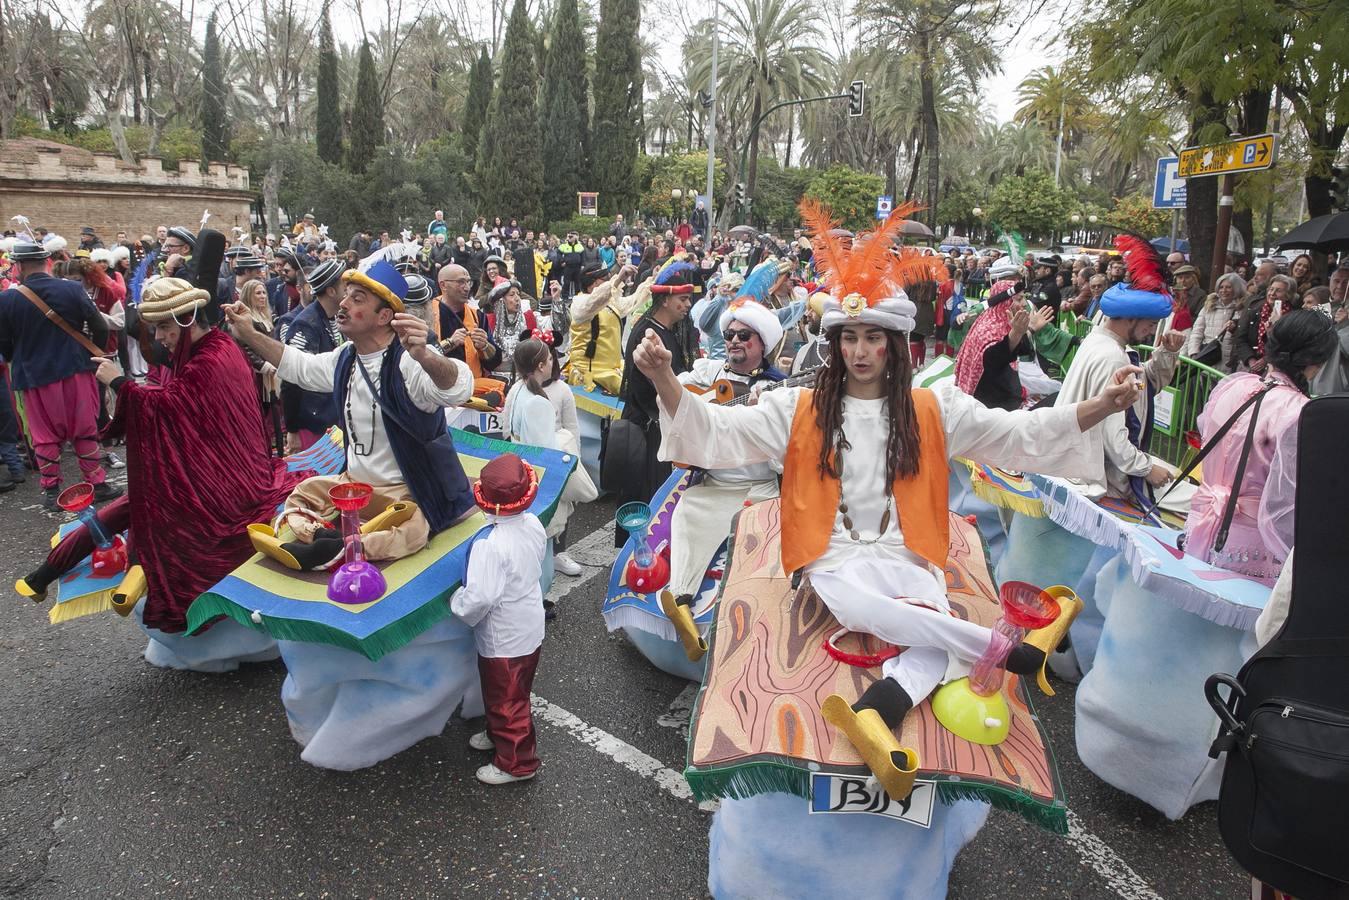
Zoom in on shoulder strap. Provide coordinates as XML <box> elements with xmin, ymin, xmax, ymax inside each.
<box><xmin>1213</xmin><ymin>385</ymin><xmax>1272</xmax><ymax>552</ymax></box>
<box><xmin>16</xmin><ymin>284</ymin><xmax>107</xmax><ymax>357</ymax></box>
<box><xmin>1147</xmin><ymin>381</ymin><xmax>1275</xmax><ymax>514</ymax></box>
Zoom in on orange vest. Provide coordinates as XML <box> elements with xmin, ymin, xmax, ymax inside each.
<box><xmin>781</xmin><ymin>387</ymin><xmax>948</xmax><ymax>574</ymax></box>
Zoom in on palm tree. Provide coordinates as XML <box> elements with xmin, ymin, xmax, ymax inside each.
<box><xmin>684</xmin><ymin>0</ymin><xmax>833</xmax><ymax>207</ymax></box>
<box><xmin>1014</xmin><ymin>65</ymin><xmax>1092</xmax><ymax>156</ymax></box>
<box><xmin>1085</xmin><ymin>99</ymin><xmax>1175</xmax><ymax>195</ymax></box>
<box><xmin>854</xmin><ymin>0</ymin><xmax>999</xmax><ymax>226</ymax></box>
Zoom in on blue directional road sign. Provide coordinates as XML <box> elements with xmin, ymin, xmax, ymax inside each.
<box><xmin>1153</xmin><ymin>157</ymin><xmax>1187</xmax><ymax>209</ymax></box>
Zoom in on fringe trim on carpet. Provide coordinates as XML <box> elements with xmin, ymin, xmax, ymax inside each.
<box><xmin>185</xmin><ymin>588</ymin><xmax>453</xmax><ymax>662</ymax></box>
<box><xmin>1118</xmin><ymin>537</ymin><xmax>1263</xmax><ymax>632</ymax></box>
<box><xmin>48</xmin><ymin>590</ymin><xmax>115</xmax><ymax>624</ymax></box>
<box><xmin>968</xmin><ymin>477</ymin><xmax>1046</xmax><ymax>517</ymax></box>
<box><xmin>686</xmin><ymin>762</ymin><xmax>1068</xmax><ymax>835</ymax></box>
<box><xmin>602</xmin><ymin>604</ymin><xmax>681</xmax><ymax>641</ymax></box>
<box><xmin>1027</xmin><ymin>475</ymin><xmax>1130</xmax><ymax>551</ymax></box>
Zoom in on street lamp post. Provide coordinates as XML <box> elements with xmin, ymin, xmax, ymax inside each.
<box><xmin>972</xmin><ymin>207</ymin><xmax>983</xmax><ymax>243</ymax></box>
<box><xmin>671</xmin><ymin>188</ymin><xmax>684</xmax><ymax>226</ymax></box>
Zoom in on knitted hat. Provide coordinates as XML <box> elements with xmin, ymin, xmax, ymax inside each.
<box><xmin>719</xmin><ymin>298</ymin><xmax>784</xmax><ymax>354</ymax></box>
<box><xmin>403</xmin><ymin>273</ymin><xmax>433</xmax><ymax>306</ymax></box>
<box><xmin>167</xmin><ymin>226</ymin><xmax>197</xmax><ymax>250</ymax></box>
<box><xmin>138</xmin><ymin>277</ymin><xmax>211</xmax><ymax>323</ymax></box>
<box><xmin>472</xmin><ymin>453</ymin><xmax>538</xmax><ymax>516</ymax></box>
<box><xmin>306</xmin><ymin>258</ymin><xmax>345</xmax><ymax>294</ymax></box>
<box><xmin>9</xmin><ymin>240</ymin><xmax>50</xmax><ymax>262</ymax></box>
<box><xmin>342</xmin><ymin>259</ymin><xmax>407</xmax><ymax>312</ymax></box>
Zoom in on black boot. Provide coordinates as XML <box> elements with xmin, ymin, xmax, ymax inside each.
<box><xmin>852</xmin><ymin>677</ymin><xmax>914</xmax><ymax>730</ymax></box>
<box><xmin>281</xmin><ymin>533</ymin><xmax>344</xmax><ymax>571</ymax></box>
<box><xmin>92</xmin><ymin>482</ymin><xmax>124</xmax><ymax>503</ymax></box>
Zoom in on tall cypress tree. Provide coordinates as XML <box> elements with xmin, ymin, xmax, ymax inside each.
<box><xmin>461</xmin><ymin>46</ymin><xmax>493</xmax><ymax>164</ymax></box>
<box><xmin>591</xmin><ymin>0</ymin><xmax>642</xmax><ymax>216</ymax></box>
<box><xmin>345</xmin><ymin>40</ymin><xmax>384</xmax><ymax>174</ymax></box>
<box><xmin>200</xmin><ymin>12</ymin><xmax>229</xmax><ymax>162</ymax></box>
<box><xmin>474</xmin><ymin>0</ymin><xmax>543</xmax><ymax>226</ymax></box>
<box><xmin>539</xmin><ymin>0</ymin><xmax>588</xmax><ymax>225</ymax></box>
<box><xmin>316</xmin><ymin>3</ymin><xmax>342</xmax><ymax>165</ymax></box>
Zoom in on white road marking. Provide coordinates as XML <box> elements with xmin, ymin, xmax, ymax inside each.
<box><xmin>531</xmin><ymin>694</ymin><xmax>718</xmax><ymax>813</ymax></box>
<box><xmin>1065</xmin><ymin>811</ymin><xmax>1166</xmax><ymax>900</ymax></box>
<box><xmin>537</xmin><ymin>519</ymin><xmax>1164</xmax><ymax>900</ymax></box>
<box><xmin>657</xmin><ymin>682</ymin><xmax>699</xmax><ymax>732</ymax></box>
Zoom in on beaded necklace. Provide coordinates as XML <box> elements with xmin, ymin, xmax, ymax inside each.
<box><xmin>346</xmin><ymin>354</ymin><xmax>381</xmax><ymax>457</ymax></box>
<box><xmin>835</xmin><ymin>432</ymin><xmax>893</xmax><ymax>543</ymax></box>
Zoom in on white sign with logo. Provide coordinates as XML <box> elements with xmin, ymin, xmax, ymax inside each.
<box><xmin>808</xmin><ymin>773</ymin><xmax>937</xmax><ymax>827</ymax></box>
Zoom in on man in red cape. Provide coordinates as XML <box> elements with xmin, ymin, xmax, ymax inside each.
<box><xmin>16</xmin><ymin>277</ymin><xmax>305</xmax><ymax>633</ymax></box>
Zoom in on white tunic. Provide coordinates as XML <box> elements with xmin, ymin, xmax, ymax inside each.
<box><xmin>449</xmin><ymin>513</ymin><xmax>547</xmax><ymax>658</ymax></box>
<box><xmin>658</xmin><ymin>381</ymin><xmax>1104</xmax><ymax>575</ymax></box>
<box><xmin>1052</xmin><ymin>326</ymin><xmax>1177</xmax><ymax>499</ymax></box>
<box><xmin>279</xmin><ymin>344</ymin><xmax>473</xmax><ymax>487</ymax></box>
<box><xmin>676</xmin><ymin>358</ymin><xmax>781</xmax><ymax>484</ymax></box>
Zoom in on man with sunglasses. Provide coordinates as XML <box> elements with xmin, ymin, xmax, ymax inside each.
<box><xmin>659</xmin><ymin>296</ymin><xmax>789</xmax><ymax>660</ymax></box>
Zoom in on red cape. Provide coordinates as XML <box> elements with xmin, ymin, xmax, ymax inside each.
<box><xmin>107</xmin><ymin>328</ymin><xmax>305</xmax><ymax>632</ymax></box>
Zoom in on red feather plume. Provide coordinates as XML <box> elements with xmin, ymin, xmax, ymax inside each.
<box><xmin>1113</xmin><ymin>231</ymin><xmax>1170</xmax><ymax>295</ymax></box>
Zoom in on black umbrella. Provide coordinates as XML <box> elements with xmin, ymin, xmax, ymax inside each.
<box><xmin>1276</xmin><ymin>212</ymin><xmax>1349</xmax><ymax>253</ymax></box>
<box><xmin>728</xmin><ymin>225</ymin><xmax>757</xmax><ymax>240</ymax></box>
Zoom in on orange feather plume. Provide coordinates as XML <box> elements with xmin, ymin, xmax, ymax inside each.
<box><xmin>798</xmin><ymin>198</ymin><xmax>945</xmax><ymax>304</ymax></box>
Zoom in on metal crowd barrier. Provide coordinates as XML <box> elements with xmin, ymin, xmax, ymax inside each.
<box><xmin>1134</xmin><ymin>346</ymin><xmax>1225</xmax><ymax>469</ymax></box>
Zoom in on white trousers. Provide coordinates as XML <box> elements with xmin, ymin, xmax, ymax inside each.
<box><xmin>811</xmin><ymin>557</ymin><xmax>995</xmax><ymax>706</ymax></box>
<box><xmin>668</xmin><ymin>475</ymin><xmax>780</xmax><ymax>602</ymax></box>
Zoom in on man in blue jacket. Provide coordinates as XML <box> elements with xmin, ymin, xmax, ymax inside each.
<box><xmin>280</xmin><ymin>258</ymin><xmax>345</xmax><ymax>452</ymax></box>
<box><xmin>0</xmin><ymin>241</ymin><xmax>122</xmax><ymax>509</ymax></box>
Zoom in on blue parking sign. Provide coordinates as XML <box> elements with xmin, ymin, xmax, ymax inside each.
<box><xmin>1152</xmin><ymin>157</ymin><xmax>1186</xmax><ymax>209</ymax></box>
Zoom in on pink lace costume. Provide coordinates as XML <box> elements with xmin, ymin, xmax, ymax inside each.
<box><xmin>1183</xmin><ymin>371</ymin><xmax>1302</xmax><ymax>585</ymax></box>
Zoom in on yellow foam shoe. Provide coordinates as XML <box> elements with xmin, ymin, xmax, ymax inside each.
<box><xmin>15</xmin><ymin>578</ymin><xmax>46</xmax><ymax>604</ymax></box>
<box><xmin>660</xmin><ymin>590</ymin><xmax>707</xmax><ymax>662</ymax></box>
<box><xmin>821</xmin><ymin>693</ymin><xmax>920</xmax><ymax>801</ymax></box>
<box><xmin>360</xmin><ymin>501</ymin><xmax>418</xmax><ymax>536</ymax></box>
<box><xmin>111</xmin><ymin>565</ymin><xmax>147</xmax><ymax>617</ymax></box>
<box><xmin>1023</xmin><ymin>585</ymin><xmax>1084</xmax><ymax>696</ymax></box>
<box><xmin>247</xmin><ymin>523</ymin><xmax>302</xmax><ymax>571</ymax></box>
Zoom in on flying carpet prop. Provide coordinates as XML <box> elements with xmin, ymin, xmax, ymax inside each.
<box><xmin>185</xmin><ymin>429</ymin><xmax>574</xmax><ymax>661</ymax></box>
<box><xmin>46</xmin><ymin>433</ymin><xmax>345</xmax><ymax>624</ymax></box>
<box><xmin>685</xmin><ymin>500</ymin><xmax>1069</xmax><ymax>834</ymax></box>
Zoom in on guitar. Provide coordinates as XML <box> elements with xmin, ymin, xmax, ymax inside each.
<box><xmin>673</xmin><ymin>368</ymin><xmax>818</xmax><ymax>468</ymax></box>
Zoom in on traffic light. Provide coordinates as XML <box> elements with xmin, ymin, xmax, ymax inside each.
<box><xmin>848</xmin><ymin>80</ymin><xmax>865</xmax><ymax>118</ymax></box>
<box><xmin>734</xmin><ymin>182</ymin><xmax>746</xmax><ymax>206</ymax></box>
<box><xmin>1331</xmin><ymin>165</ymin><xmax>1349</xmax><ymax>212</ymax></box>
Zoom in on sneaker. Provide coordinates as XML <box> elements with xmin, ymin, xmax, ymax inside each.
<box><xmin>553</xmin><ymin>552</ymin><xmax>582</xmax><ymax>576</ymax></box>
<box><xmin>42</xmin><ymin>487</ymin><xmax>60</xmax><ymax>511</ymax></box>
<box><xmin>103</xmin><ymin>452</ymin><xmax>125</xmax><ymax>469</ymax></box>
<box><xmin>468</xmin><ymin>731</ymin><xmax>495</xmax><ymax>752</ymax></box>
<box><xmin>92</xmin><ymin>482</ymin><xmax>124</xmax><ymax>503</ymax></box>
<box><xmin>475</xmin><ymin>763</ymin><xmax>535</xmax><ymax>785</ymax></box>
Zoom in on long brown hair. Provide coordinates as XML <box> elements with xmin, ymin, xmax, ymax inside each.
<box><xmin>811</xmin><ymin>328</ymin><xmax>921</xmax><ymax>484</ymax></box>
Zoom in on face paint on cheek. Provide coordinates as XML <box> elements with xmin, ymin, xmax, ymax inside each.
<box><xmin>352</xmin><ymin>311</ymin><xmax>364</xmax><ymax>321</ymax></box>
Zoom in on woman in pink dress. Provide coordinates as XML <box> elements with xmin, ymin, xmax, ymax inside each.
<box><xmin>1183</xmin><ymin>310</ymin><xmax>1338</xmax><ymax>584</ymax></box>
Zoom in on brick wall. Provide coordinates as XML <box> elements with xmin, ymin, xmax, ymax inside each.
<box><xmin>0</xmin><ymin>137</ymin><xmax>254</xmax><ymax>244</ymax></box>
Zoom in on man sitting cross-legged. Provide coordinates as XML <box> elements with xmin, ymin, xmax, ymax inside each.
<box><xmin>227</xmin><ymin>260</ymin><xmax>477</xmax><ymax>570</ymax></box>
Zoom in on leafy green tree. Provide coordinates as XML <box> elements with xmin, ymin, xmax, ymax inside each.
<box><xmin>1107</xmin><ymin>191</ymin><xmax>1171</xmax><ymax>237</ymax></box>
<box><xmin>474</xmin><ymin>0</ymin><xmax>544</xmax><ymax>225</ymax></box>
<box><xmin>750</xmin><ymin>158</ymin><xmax>814</xmax><ymax>231</ymax></box>
<box><xmin>935</xmin><ymin>180</ymin><xmax>987</xmax><ymax>235</ymax></box>
<box><xmin>539</xmin><ymin>0</ymin><xmax>589</xmax><ymax>225</ymax></box>
<box><xmin>684</xmin><ymin>0</ymin><xmax>830</xmax><ymax>209</ymax></box>
<box><xmin>639</xmin><ymin>151</ymin><xmax>728</xmax><ymax>214</ymax></box>
<box><xmin>345</xmin><ymin>40</ymin><xmax>385</xmax><ymax>174</ymax></box>
<box><xmin>461</xmin><ymin>46</ymin><xmax>493</xmax><ymax>166</ymax></box>
<box><xmin>316</xmin><ymin>3</ymin><xmax>343</xmax><ymax>165</ymax></box>
<box><xmin>984</xmin><ymin>168</ymin><xmax>1076</xmax><ymax>241</ymax></box>
<box><xmin>804</xmin><ymin>165</ymin><xmax>886</xmax><ymax>232</ymax></box>
<box><xmin>591</xmin><ymin>0</ymin><xmax>643</xmax><ymax>215</ymax></box>
<box><xmin>200</xmin><ymin>12</ymin><xmax>229</xmax><ymax>162</ymax></box>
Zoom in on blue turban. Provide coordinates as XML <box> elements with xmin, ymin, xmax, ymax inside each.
<box><xmin>1099</xmin><ymin>283</ymin><xmax>1172</xmax><ymax>320</ymax></box>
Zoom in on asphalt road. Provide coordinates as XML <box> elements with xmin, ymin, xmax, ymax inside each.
<box><xmin>1</xmin><ymin>459</ymin><xmax>1249</xmax><ymax>899</ymax></box>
